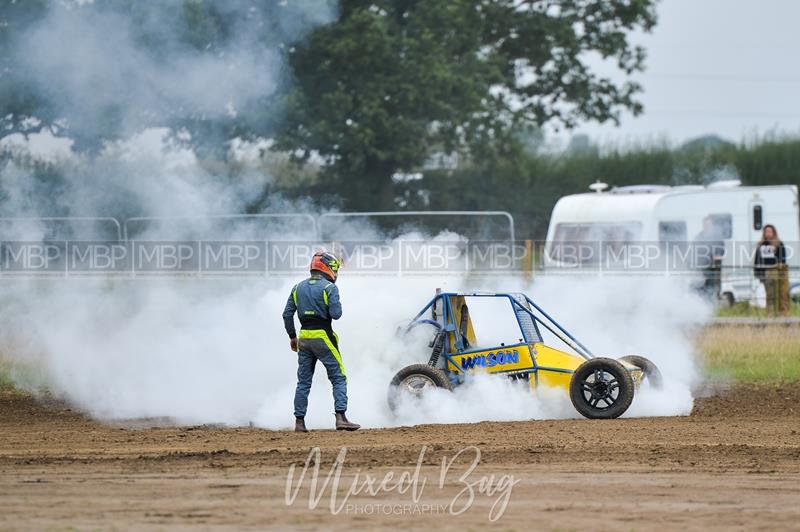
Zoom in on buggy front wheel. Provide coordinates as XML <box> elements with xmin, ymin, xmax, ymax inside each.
<box><xmin>569</xmin><ymin>358</ymin><xmax>634</xmax><ymax>419</ymax></box>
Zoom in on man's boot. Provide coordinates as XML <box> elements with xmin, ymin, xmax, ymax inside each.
<box><xmin>295</xmin><ymin>417</ymin><xmax>308</xmax><ymax>432</ymax></box>
<box><xmin>335</xmin><ymin>411</ymin><xmax>360</xmax><ymax>431</ymax></box>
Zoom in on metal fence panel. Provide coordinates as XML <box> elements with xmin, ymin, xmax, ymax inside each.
<box><xmin>122</xmin><ymin>213</ymin><xmax>319</xmax><ymax>241</ymax></box>
<box><xmin>0</xmin><ymin>216</ymin><xmax>123</xmax><ymax>241</ymax></box>
<box><xmin>318</xmin><ymin>211</ymin><xmax>515</xmax><ymax>242</ymax></box>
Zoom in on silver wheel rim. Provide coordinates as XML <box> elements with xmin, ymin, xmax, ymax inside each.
<box><xmin>401</xmin><ymin>374</ymin><xmax>437</xmax><ymax>396</ymax></box>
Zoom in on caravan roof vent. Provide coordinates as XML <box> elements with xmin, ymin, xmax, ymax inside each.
<box><xmin>610</xmin><ymin>185</ymin><xmax>671</xmax><ymax>194</ymax></box>
<box><xmin>588</xmin><ymin>180</ymin><xmax>609</xmax><ymax>193</ymax></box>
<box><xmin>707</xmin><ymin>179</ymin><xmax>741</xmax><ymax>189</ymax></box>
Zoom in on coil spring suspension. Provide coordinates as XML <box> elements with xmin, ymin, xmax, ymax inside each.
<box><xmin>427</xmin><ymin>331</ymin><xmax>444</xmax><ymax>367</ymax></box>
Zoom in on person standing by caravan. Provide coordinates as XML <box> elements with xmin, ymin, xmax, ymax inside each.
<box><xmin>693</xmin><ymin>216</ymin><xmax>725</xmax><ymax>298</ymax></box>
<box><xmin>754</xmin><ymin>224</ymin><xmax>789</xmax><ymax>316</ymax></box>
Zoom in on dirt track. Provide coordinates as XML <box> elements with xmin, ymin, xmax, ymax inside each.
<box><xmin>1</xmin><ymin>384</ymin><xmax>799</xmax><ymax>530</ymax></box>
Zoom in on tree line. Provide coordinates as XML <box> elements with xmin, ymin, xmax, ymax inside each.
<box><xmin>272</xmin><ymin>133</ymin><xmax>800</xmax><ymax>239</ymax></box>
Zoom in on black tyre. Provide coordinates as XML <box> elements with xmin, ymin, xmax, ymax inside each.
<box><xmin>721</xmin><ymin>291</ymin><xmax>735</xmax><ymax>308</ymax></box>
<box><xmin>569</xmin><ymin>358</ymin><xmax>635</xmax><ymax>419</ymax></box>
<box><xmin>618</xmin><ymin>355</ymin><xmax>663</xmax><ymax>390</ymax></box>
<box><xmin>388</xmin><ymin>364</ymin><xmax>453</xmax><ymax>413</ymax></box>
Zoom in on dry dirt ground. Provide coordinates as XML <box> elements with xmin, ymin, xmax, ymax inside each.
<box><xmin>1</xmin><ymin>383</ymin><xmax>799</xmax><ymax>531</ymax></box>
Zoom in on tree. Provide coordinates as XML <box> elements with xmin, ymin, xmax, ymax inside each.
<box><xmin>276</xmin><ymin>0</ymin><xmax>657</xmax><ymax>209</ymax></box>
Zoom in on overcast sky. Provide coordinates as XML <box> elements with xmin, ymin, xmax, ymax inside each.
<box><xmin>570</xmin><ymin>0</ymin><xmax>800</xmax><ymax>147</ymax></box>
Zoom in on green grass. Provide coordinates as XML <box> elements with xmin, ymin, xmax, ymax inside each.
<box><xmin>0</xmin><ymin>356</ymin><xmax>47</xmax><ymax>395</ymax></box>
<box><xmin>715</xmin><ymin>302</ymin><xmax>800</xmax><ymax>318</ymax></box>
<box><xmin>0</xmin><ymin>358</ymin><xmax>17</xmax><ymax>392</ymax></box>
<box><xmin>698</xmin><ymin>325</ymin><xmax>800</xmax><ymax>381</ymax></box>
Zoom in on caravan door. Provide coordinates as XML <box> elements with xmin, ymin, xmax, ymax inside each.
<box><xmin>744</xmin><ymin>197</ymin><xmax>764</xmax><ymax>305</ymax></box>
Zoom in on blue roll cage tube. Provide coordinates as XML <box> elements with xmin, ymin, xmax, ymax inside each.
<box><xmin>406</xmin><ymin>292</ymin><xmax>594</xmax><ymax>375</ymax></box>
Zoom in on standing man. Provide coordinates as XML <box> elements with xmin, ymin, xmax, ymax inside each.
<box><xmin>282</xmin><ymin>251</ymin><xmax>360</xmax><ymax>432</ymax></box>
<box><xmin>693</xmin><ymin>216</ymin><xmax>725</xmax><ymax>299</ymax></box>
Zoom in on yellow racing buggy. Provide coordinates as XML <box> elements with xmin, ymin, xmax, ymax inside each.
<box><xmin>388</xmin><ymin>291</ymin><xmax>662</xmax><ymax>419</ymax></box>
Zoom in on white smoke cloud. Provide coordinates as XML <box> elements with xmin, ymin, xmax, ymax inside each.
<box><xmin>2</xmin><ymin>261</ymin><xmax>708</xmax><ymax>429</ymax></box>
<box><xmin>0</xmin><ymin>1</ymin><xmax>710</xmax><ymax>430</ymax></box>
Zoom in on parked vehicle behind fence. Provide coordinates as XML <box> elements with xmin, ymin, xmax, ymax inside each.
<box><xmin>543</xmin><ymin>180</ymin><xmax>800</xmax><ymax>305</ymax></box>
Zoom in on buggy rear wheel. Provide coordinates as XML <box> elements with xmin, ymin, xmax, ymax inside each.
<box><xmin>570</xmin><ymin>358</ymin><xmax>634</xmax><ymax>419</ymax></box>
<box><xmin>618</xmin><ymin>355</ymin><xmax>663</xmax><ymax>389</ymax></box>
<box><xmin>388</xmin><ymin>364</ymin><xmax>452</xmax><ymax>413</ymax></box>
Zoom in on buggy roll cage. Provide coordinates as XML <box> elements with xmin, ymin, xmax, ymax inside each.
<box><xmin>407</xmin><ymin>292</ymin><xmax>594</xmax><ymax>373</ymax></box>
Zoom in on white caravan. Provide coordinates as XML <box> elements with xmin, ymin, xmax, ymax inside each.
<box><xmin>543</xmin><ymin>180</ymin><xmax>800</xmax><ymax>303</ymax></box>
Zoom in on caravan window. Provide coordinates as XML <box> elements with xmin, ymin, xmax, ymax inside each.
<box><xmin>753</xmin><ymin>205</ymin><xmax>763</xmax><ymax>230</ymax></box>
<box><xmin>549</xmin><ymin>222</ymin><xmax>641</xmax><ymax>264</ymax></box>
<box><xmin>659</xmin><ymin>221</ymin><xmax>687</xmax><ymax>242</ymax></box>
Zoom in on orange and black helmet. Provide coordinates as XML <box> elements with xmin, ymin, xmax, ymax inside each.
<box><xmin>310</xmin><ymin>251</ymin><xmax>341</xmax><ymax>281</ymax></box>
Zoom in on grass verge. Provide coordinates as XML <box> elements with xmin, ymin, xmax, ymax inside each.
<box><xmin>0</xmin><ymin>358</ymin><xmax>17</xmax><ymax>392</ymax></box>
<box><xmin>715</xmin><ymin>302</ymin><xmax>800</xmax><ymax>318</ymax></box>
<box><xmin>0</xmin><ymin>356</ymin><xmax>48</xmax><ymax>396</ymax></box>
<box><xmin>697</xmin><ymin>325</ymin><xmax>800</xmax><ymax>381</ymax></box>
